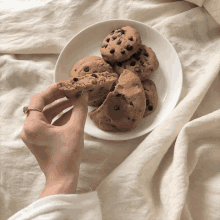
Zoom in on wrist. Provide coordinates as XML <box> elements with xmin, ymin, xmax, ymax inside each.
<box><xmin>40</xmin><ymin>175</ymin><xmax>78</xmax><ymax>198</ymax></box>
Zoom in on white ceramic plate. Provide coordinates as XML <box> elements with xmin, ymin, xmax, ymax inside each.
<box><xmin>54</xmin><ymin>19</ymin><xmax>182</xmax><ymax>141</ymax></box>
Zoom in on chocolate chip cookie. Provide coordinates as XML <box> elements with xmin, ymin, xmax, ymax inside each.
<box><xmin>88</xmin><ymin>69</ymin><xmax>146</xmax><ymax>132</ymax></box>
<box><xmin>142</xmin><ymin>79</ymin><xmax>158</xmax><ymax>117</ymax></box>
<box><xmin>100</xmin><ymin>26</ymin><xmax>142</xmax><ymax>64</ymax></box>
<box><xmin>70</xmin><ymin>56</ymin><xmax>114</xmax><ymax>78</ymax></box>
<box><xmin>57</xmin><ymin>71</ymin><xmax>118</xmax><ymax>107</ymax></box>
<box><xmin>113</xmin><ymin>45</ymin><xmax>159</xmax><ymax>81</ymax></box>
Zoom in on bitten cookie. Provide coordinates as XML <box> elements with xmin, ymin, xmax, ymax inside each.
<box><xmin>57</xmin><ymin>71</ymin><xmax>118</xmax><ymax>107</ymax></box>
<box><xmin>88</xmin><ymin>69</ymin><xmax>146</xmax><ymax>132</ymax></box>
<box><xmin>70</xmin><ymin>56</ymin><xmax>114</xmax><ymax>78</ymax></box>
<box><xmin>100</xmin><ymin>26</ymin><xmax>142</xmax><ymax>64</ymax></box>
<box><xmin>113</xmin><ymin>45</ymin><xmax>159</xmax><ymax>81</ymax></box>
<box><xmin>142</xmin><ymin>79</ymin><xmax>158</xmax><ymax>117</ymax></box>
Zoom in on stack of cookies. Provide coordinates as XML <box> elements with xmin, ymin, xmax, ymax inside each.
<box><xmin>57</xmin><ymin>26</ymin><xmax>159</xmax><ymax>132</ymax></box>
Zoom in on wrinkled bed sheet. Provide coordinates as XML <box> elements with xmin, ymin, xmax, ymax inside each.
<box><xmin>0</xmin><ymin>0</ymin><xmax>220</xmax><ymax>220</ymax></box>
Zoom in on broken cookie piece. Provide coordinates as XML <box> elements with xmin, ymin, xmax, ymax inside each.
<box><xmin>57</xmin><ymin>71</ymin><xmax>118</xmax><ymax>107</ymax></box>
<box><xmin>88</xmin><ymin>69</ymin><xmax>146</xmax><ymax>132</ymax></box>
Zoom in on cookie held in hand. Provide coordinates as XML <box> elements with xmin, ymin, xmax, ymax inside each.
<box><xmin>113</xmin><ymin>45</ymin><xmax>159</xmax><ymax>81</ymax></box>
<box><xmin>88</xmin><ymin>69</ymin><xmax>146</xmax><ymax>132</ymax></box>
<box><xmin>100</xmin><ymin>26</ymin><xmax>142</xmax><ymax>64</ymax></box>
<box><xmin>57</xmin><ymin>71</ymin><xmax>118</xmax><ymax>107</ymax></box>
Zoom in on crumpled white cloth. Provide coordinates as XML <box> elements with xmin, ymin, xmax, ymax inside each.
<box><xmin>0</xmin><ymin>0</ymin><xmax>219</xmax><ymax>220</ymax></box>
<box><xmin>187</xmin><ymin>0</ymin><xmax>220</xmax><ymax>24</ymax></box>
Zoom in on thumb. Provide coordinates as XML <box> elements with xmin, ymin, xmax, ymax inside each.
<box><xmin>65</xmin><ymin>91</ymin><xmax>89</xmax><ymax>131</ymax></box>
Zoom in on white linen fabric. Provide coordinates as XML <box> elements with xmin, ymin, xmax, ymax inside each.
<box><xmin>186</xmin><ymin>0</ymin><xmax>220</xmax><ymax>24</ymax></box>
<box><xmin>0</xmin><ymin>0</ymin><xmax>219</xmax><ymax>220</ymax></box>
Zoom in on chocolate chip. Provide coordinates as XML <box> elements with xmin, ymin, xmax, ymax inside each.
<box><xmin>135</xmin><ymin>56</ymin><xmax>140</xmax><ymax>61</ymax></box>
<box><xmin>130</xmin><ymin>61</ymin><xmax>136</xmax><ymax>66</ymax></box>
<box><xmin>121</xmin><ymin>94</ymin><xmax>127</xmax><ymax>101</ymax></box>
<box><xmin>130</xmin><ymin>101</ymin><xmax>134</xmax><ymax>106</ymax></box>
<box><xmin>117</xmin><ymin>63</ymin><xmax>122</xmax><ymax>67</ymax></box>
<box><xmin>117</xmin><ymin>40</ymin><xmax>121</xmax><ymax>45</ymax></box>
<box><xmin>115</xmin><ymin>93</ymin><xmax>121</xmax><ymax>97</ymax></box>
<box><xmin>84</xmin><ymin>66</ymin><xmax>89</xmax><ymax>72</ymax></box>
<box><xmin>112</xmin><ymin>36</ymin><xmax>117</xmax><ymax>40</ymax></box>
<box><xmin>146</xmin><ymin>99</ymin><xmax>150</xmax><ymax>106</ymax></box>
<box><xmin>121</xmin><ymin>49</ymin><xmax>125</xmax><ymax>54</ymax></box>
<box><xmin>75</xmin><ymin>69</ymin><xmax>77</xmax><ymax>71</ymax></box>
<box><xmin>126</xmin><ymin>45</ymin><xmax>133</xmax><ymax>51</ymax></box>
<box><xmin>134</xmin><ymin>67</ymin><xmax>141</xmax><ymax>72</ymax></box>
<box><xmin>132</xmin><ymin>119</ymin><xmax>136</xmax><ymax>122</ymax></box>
<box><xmin>117</xmin><ymin>28</ymin><xmax>125</xmax><ymax>34</ymax></box>
<box><xmin>128</xmin><ymin>36</ymin><xmax>133</xmax><ymax>41</ymax></box>
<box><xmin>91</xmin><ymin>73</ymin><xmax>98</xmax><ymax>78</ymax></box>
<box><xmin>148</xmin><ymin>106</ymin><xmax>153</xmax><ymax>111</ymax></box>
<box><xmin>144</xmin><ymin>53</ymin><xmax>149</xmax><ymax>57</ymax></box>
<box><xmin>110</xmin><ymin>30</ymin><xmax>115</xmax><ymax>35</ymax></box>
<box><xmin>128</xmin><ymin>117</ymin><xmax>130</xmax><ymax>120</ymax></box>
<box><xmin>135</xmin><ymin>51</ymin><xmax>142</xmax><ymax>58</ymax></box>
<box><xmin>106</xmin><ymin>38</ymin><xmax>110</xmax><ymax>43</ymax></box>
<box><xmin>140</xmin><ymin>60</ymin><xmax>144</xmax><ymax>66</ymax></box>
<box><xmin>73</xmin><ymin>77</ymin><xmax>78</xmax><ymax>82</ymax></box>
<box><xmin>93</xmin><ymin>71</ymin><xmax>97</xmax><ymax>73</ymax></box>
<box><xmin>110</xmin><ymin>48</ymin><xmax>115</xmax><ymax>54</ymax></box>
<box><xmin>114</xmin><ymin>105</ymin><xmax>120</xmax><ymax>111</ymax></box>
<box><xmin>101</xmin><ymin>43</ymin><xmax>108</xmax><ymax>48</ymax></box>
<box><xmin>88</xmin><ymin>89</ymin><xmax>94</xmax><ymax>92</ymax></box>
<box><xmin>150</xmin><ymin>68</ymin><xmax>154</xmax><ymax>71</ymax></box>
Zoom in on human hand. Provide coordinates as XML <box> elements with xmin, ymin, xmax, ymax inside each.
<box><xmin>20</xmin><ymin>83</ymin><xmax>89</xmax><ymax>193</ymax></box>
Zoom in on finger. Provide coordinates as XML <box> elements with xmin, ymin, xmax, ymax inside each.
<box><xmin>27</xmin><ymin>83</ymin><xmax>66</xmax><ymax>119</ymax></box>
<box><xmin>43</xmin><ymin>97</ymin><xmax>77</xmax><ymax>124</ymax></box>
<box><xmin>63</xmin><ymin>91</ymin><xmax>89</xmax><ymax>132</ymax></box>
<box><xmin>52</xmin><ymin>107</ymin><xmax>73</xmax><ymax>126</ymax></box>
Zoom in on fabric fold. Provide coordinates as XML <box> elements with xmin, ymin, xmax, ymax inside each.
<box><xmin>8</xmin><ymin>191</ymin><xmax>102</xmax><ymax>220</ymax></box>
